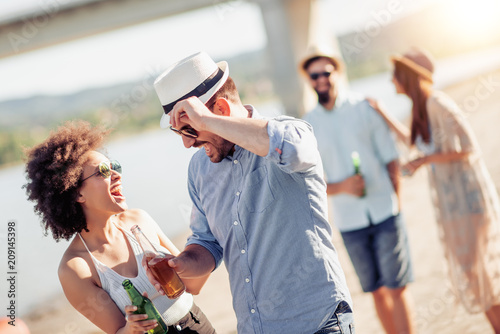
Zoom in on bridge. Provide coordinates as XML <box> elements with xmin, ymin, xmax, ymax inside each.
<box><xmin>0</xmin><ymin>0</ymin><xmax>338</xmax><ymax>116</ymax></box>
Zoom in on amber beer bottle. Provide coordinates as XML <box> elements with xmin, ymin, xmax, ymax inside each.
<box><xmin>122</xmin><ymin>279</ymin><xmax>168</xmax><ymax>334</ymax></box>
<box><xmin>131</xmin><ymin>225</ymin><xmax>185</xmax><ymax>299</ymax></box>
<box><xmin>351</xmin><ymin>151</ymin><xmax>366</xmax><ymax>197</ymax></box>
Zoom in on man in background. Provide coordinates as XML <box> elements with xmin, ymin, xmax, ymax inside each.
<box><xmin>301</xmin><ymin>46</ymin><xmax>416</xmax><ymax>334</ymax></box>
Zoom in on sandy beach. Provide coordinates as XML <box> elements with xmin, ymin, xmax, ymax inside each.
<box><xmin>22</xmin><ymin>68</ymin><xmax>500</xmax><ymax>334</ymax></box>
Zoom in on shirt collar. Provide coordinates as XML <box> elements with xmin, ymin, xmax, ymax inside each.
<box><xmin>244</xmin><ymin>104</ymin><xmax>261</xmax><ymax>119</ymax></box>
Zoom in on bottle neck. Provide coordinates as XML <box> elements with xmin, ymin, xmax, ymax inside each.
<box><xmin>123</xmin><ymin>281</ymin><xmax>142</xmax><ymax>300</ymax></box>
<box><xmin>131</xmin><ymin>225</ymin><xmax>160</xmax><ymax>256</ymax></box>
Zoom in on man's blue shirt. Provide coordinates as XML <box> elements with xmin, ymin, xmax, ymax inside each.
<box><xmin>186</xmin><ymin>107</ymin><xmax>352</xmax><ymax>334</ymax></box>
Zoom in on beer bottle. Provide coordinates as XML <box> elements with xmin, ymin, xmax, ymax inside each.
<box><xmin>122</xmin><ymin>279</ymin><xmax>168</xmax><ymax>334</ymax></box>
<box><xmin>351</xmin><ymin>151</ymin><xmax>366</xmax><ymax>197</ymax></box>
<box><xmin>131</xmin><ymin>225</ymin><xmax>186</xmax><ymax>299</ymax></box>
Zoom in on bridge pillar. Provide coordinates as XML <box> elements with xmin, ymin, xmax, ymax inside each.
<box><xmin>0</xmin><ymin>0</ymin><xmax>341</xmax><ymax>117</ymax></box>
<box><xmin>255</xmin><ymin>0</ymin><xmax>320</xmax><ymax>117</ymax></box>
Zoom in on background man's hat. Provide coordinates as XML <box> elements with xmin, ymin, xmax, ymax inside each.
<box><xmin>391</xmin><ymin>47</ymin><xmax>434</xmax><ymax>82</ymax></box>
<box><xmin>154</xmin><ymin>51</ymin><xmax>229</xmax><ymax>128</ymax></box>
<box><xmin>299</xmin><ymin>44</ymin><xmax>344</xmax><ymax>76</ymax></box>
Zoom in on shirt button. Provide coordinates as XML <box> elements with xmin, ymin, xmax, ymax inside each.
<box><xmin>245</xmin><ymin>278</ymin><xmax>250</xmax><ymax>283</ymax></box>
<box><xmin>233</xmin><ymin>221</ymin><xmax>238</xmax><ymax>226</ymax></box>
<box><xmin>241</xmin><ymin>249</ymin><xmax>246</xmax><ymax>254</ymax></box>
<box><xmin>233</xmin><ymin>160</ymin><xmax>238</xmax><ymax>164</ymax></box>
<box><xmin>251</xmin><ymin>309</ymin><xmax>256</xmax><ymax>314</ymax></box>
<box><xmin>236</xmin><ymin>191</ymin><xmax>240</xmax><ymax>196</ymax></box>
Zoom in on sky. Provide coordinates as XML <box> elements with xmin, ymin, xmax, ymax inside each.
<box><xmin>0</xmin><ymin>0</ymin><xmax>479</xmax><ymax>103</ymax></box>
<box><xmin>0</xmin><ymin>1</ymin><xmax>267</xmax><ymax>101</ymax></box>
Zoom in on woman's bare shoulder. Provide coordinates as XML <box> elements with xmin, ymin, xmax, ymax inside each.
<box><xmin>58</xmin><ymin>237</ymin><xmax>95</xmax><ymax>283</ymax></box>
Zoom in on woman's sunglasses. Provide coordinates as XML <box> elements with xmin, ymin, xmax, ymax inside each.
<box><xmin>81</xmin><ymin>160</ymin><xmax>122</xmax><ymax>182</ymax></box>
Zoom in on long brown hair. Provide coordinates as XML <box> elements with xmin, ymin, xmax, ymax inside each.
<box><xmin>393</xmin><ymin>61</ymin><xmax>433</xmax><ymax>145</ymax></box>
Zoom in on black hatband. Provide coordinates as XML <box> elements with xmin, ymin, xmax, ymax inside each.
<box><xmin>162</xmin><ymin>67</ymin><xmax>224</xmax><ymax>114</ymax></box>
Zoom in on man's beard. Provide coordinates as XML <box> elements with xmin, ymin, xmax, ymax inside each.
<box><xmin>317</xmin><ymin>91</ymin><xmax>331</xmax><ymax>105</ymax></box>
<box><xmin>194</xmin><ymin>138</ymin><xmax>234</xmax><ymax>163</ymax></box>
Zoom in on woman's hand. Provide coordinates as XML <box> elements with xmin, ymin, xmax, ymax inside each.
<box><xmin>122</xmin><ymin>293</ymin><xmax>160</xmax><ymax>333</ymax></box>
<box><xmin>402</xmin><ymin>156</ymin><xmax>427</xmax><ymax>176</ymax></box>
<box><xmin>366</xmin><ymin>97</ymin><xmax>385</xmax><ymax>116</ymax></box>
<box><xmin>366</xmin><ymin>97</ymin><xmax>411</xmax><ymax>145</ymax></box>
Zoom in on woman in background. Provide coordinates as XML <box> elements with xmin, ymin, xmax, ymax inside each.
<box><xmin>24</xmin><ymin>120</ymin><xmax>215</xmax><ymax>334</ymax></box>
<box><xmin>370</xmin><ymin>48</ymin><xmax>500</xmax><ymax>332</ymax></box>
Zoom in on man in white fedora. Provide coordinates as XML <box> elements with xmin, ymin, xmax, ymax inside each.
<box><xmin>300</xmin><ymin>46</ymin><xmax>416</xmax><ymax>334</ymax></box>
<box><xmin>150</xmin><ymin>51</ymin><xmax>354</xmax><ymax>334</ymax></box>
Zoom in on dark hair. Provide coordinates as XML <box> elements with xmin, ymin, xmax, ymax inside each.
<box><xmin>24</xmin><ymin>120</ymin><xmax>110</xmax><ymax>241</ymax></box>
<box><xmin>393</xmin><ymin>60</ymin><xmax>433</xmax><ymax>145</ymax></box>
<box><xmin>205</xmin><ymin>76</ymin><xmax>241</xmax><ymax>107</ymax></box>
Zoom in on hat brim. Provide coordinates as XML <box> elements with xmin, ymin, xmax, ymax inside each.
<box><xmin>391</xmin><ymin>55</ymin><xmax>433</xmax><ymax>82</ymax></box>
<box><xmin>160</xmin><ymin>60</ymin><xmax>229</xmax><ymax>129</ymax></box>
<box><xmin>299</xmin><ymin>54</ymin><xmax>344</xmax><ymax>76</ymax></box>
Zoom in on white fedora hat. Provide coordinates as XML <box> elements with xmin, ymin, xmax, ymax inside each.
<box><xmin>154</xmin><ymin>51</ymin><xmax>229</xmax><ymax>128</ymax></box>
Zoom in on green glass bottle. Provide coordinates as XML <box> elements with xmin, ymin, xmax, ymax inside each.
<box><xmin>122</xmin><ymin>279</ymin><xmax>169</xmax><ymax>333</ymax></box>
<box><xmin>351</xmin><ymin>151</ymin><xmax>366</xmax><ymax>197</ymax></box>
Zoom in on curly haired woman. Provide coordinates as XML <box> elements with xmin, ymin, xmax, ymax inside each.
<box><xmin>370</xmin><ymin>48</ymin><xmax>500</xmax><ymax>332</ymax></box>
<box><xmin>24</xmin><ymin>120</ymin><xmax>216</xmax><ymax>334</ymax></box>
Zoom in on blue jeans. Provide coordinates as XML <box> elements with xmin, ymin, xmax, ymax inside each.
<box><xmin>314</xmin><ymin>301</ymin><xmax>355</xmax><ymax>334</ymax></box>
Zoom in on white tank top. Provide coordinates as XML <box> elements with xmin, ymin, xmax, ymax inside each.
<box><xmin>78</xmin><ymin>225</ymin><xmax>193</xmax><ymax>325</ymax></box>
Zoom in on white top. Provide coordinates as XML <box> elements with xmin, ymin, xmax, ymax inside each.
<box><xmin>78</xmin><ymin>225</ymin><xmax>193</xmax><ymax>325</ymax></box>
<box><xmin>303</xmin><ymin>91</ymin><xmax>400</xmax><ymax>231</ymax></box>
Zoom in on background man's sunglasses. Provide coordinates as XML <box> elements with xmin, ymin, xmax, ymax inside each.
<box><xmin>309</xmin><ymin>71</ymin><xmax>332</xmax><ymax>80</ymax></box>
<box><xmin>81</xmin><ymin>160</ymin><xmax>122</xmax><ymax>182</ymax></box>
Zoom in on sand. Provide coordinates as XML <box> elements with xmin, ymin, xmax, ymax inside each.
<box><xmin>22</xmin><ymin>68</ymin><xmax>500</xmax><ymax>334</ymax></box>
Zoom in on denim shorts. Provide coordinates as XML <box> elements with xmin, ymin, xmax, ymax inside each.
<box><xmin>340</xmin><ymin>214</ymin><xmax>414</xmax><ymax>292</ymax></box>
<box><xmin>314</xmin><ymin>301</ymin><xmax>355</xmax><ymax>334</ymax></box>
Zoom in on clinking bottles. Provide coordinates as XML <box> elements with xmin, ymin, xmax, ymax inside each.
<box><xmin>122</xmin><ymin>279</ymin><xmax>168</xmax><ymax>334</ymax></box>
<box><xmin>130</xmin><ymin>225</ymin><xmax>186</xmax><ymax>299</ymax></box>
<box><xmin>351</xmin><ymin>151</ymin><xmax>366</xmax><ymax>197</ymax></box>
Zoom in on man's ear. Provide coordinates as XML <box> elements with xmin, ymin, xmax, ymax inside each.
<box><xmin>213</xmin><ymin>98</ymin><xmax>231</xmax><ymax>117</ymax></box>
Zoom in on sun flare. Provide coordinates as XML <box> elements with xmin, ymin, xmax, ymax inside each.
<box><xmin>448</xmin><ymin>0</ymin><xmax>500</xmax><ymax>36</ymax></box>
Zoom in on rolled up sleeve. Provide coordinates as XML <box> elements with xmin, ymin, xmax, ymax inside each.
<box><xmin>266</xmin><ymin>116</ymin><xmax>320</xmax><ymax>173</ymax></box>
<box><xmin>186</xmin><ymin>175</ymin><xmax>223</xmax><ymax>269</ymax></box>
